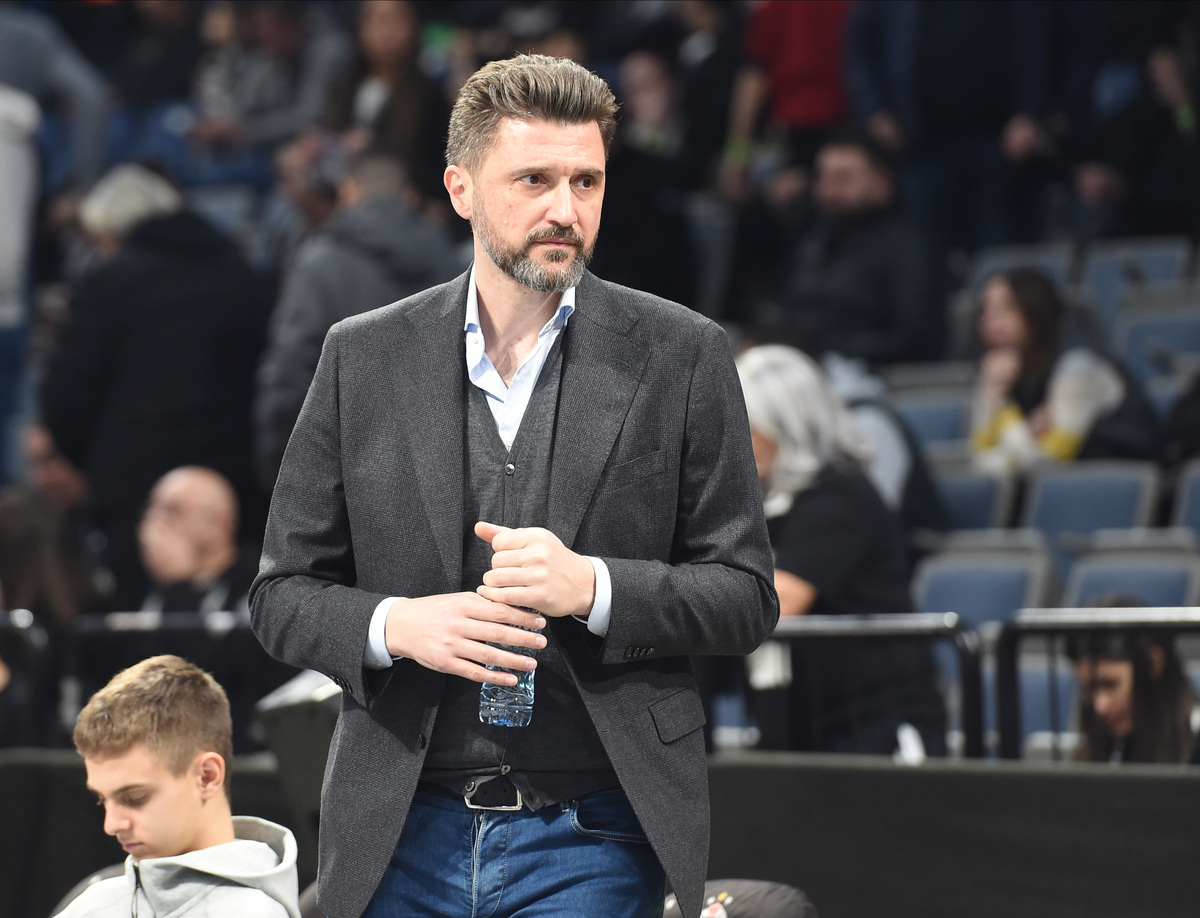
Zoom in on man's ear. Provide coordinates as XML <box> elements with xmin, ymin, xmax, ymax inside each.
<box><xmin>194</xmin><ymin>751</ymin><xmax>226</xmax><ymax>801</ymax></box>
<box><xmin>444</xmin><ymin>164</ymin><xmax>473</xmax><ymax>221</ymax></box>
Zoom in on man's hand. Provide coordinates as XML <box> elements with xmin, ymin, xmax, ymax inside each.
<box><xmin>474</xmin><ymin>521</ymin><xmax>596</xmax><ymax>619</ymax></box>
<box><xmin>384</xmin><ymin>593</ymin><xmax>546</xmax><ymax>685</ymax></box>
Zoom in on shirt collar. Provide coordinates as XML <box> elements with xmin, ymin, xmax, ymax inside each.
<box><xmin>460</xmin><ymin>261</ymin><xmax>573</xmax><ymax>343</ymax></box>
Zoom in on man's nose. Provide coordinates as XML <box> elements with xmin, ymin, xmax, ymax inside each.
<box><xmin>545</xmin><ymin>180</ymin><xmax>577</xmax><ymax>226</ymax></box>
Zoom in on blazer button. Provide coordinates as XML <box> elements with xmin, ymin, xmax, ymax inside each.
<box><xmin>504</xmin><ymin>462</ymin><xmax>516</xmax><ymax>476</ymax></box>
<box><xmin>418</xmin><ymin>734</ymin><xmax>427</xmax><ymax>749</ymax></box>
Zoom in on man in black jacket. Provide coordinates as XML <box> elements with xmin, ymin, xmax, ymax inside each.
<box><xmin>786</xmin><ymin>133</ymin><xmax>949</xmax><ymax>366</ymax></box>
<box><xmin>41</xmin><ymin>165</ymin><xmax>269</xmax><ymax>609</ymax></box>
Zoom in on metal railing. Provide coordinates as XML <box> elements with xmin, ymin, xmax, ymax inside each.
<box><xmin>771</xmin><ymin>612</ymin><xmax>985</xmax><ymax>758</ymax></box>
<box><xmin>996</xmin><ymin>607</ymin><xmax>1200</xmax><ymax>759</ymax></box>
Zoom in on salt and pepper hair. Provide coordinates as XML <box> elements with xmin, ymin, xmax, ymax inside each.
<box><xmin>736</xmin><ymin>345</ymin><xmax>872</xmax><ymax>515</ymax></box>
<box><xmin>79</xmin><ymin>164</ymin><xmax>182</xmax><ymax>239</ymax></box>
<box><xmin>446</xmin><ymin>54</ymin><xmax>618</xmax><ymax>173</ymax></box>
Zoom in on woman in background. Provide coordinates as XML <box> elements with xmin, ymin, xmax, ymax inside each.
<box><xmin>736</xmin><ymin>344</ymin><xmax>946</xmax><ymax>756</ymax></box>
<box><xmin>970</xmin><ymin>267</ymin><xmax>1159</xmax><ymax>475</ymax></box>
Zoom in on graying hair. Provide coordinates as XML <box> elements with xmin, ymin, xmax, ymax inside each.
<box><xmin>446</xmin><ymin>54</ymin><xmax>618</xmax><ymax>173</ymax></box>
<box><xmin>79</xmin><ymin>164</ymin><xmax>182</xmax><ymax>239</ymax></box>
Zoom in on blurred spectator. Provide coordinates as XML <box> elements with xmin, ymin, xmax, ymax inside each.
<box><xmin>39</xmin><ymin>165</ymin><xmax>270</xmax><ymax>610</ymax></box>
<box><xmin>324</xmin><ymin>0</ymin><xmax>451</xmax><ymax>207</ymax></box>
<box><xmin>1071</xmin><ymin>45</ymin><xmax>1200</xmax><ymax>239</ymax></box>
<box><xmin>0</xmin><ymin>4</ymin><xmax>109</xmax><ymax>484</ymax></box>
<box><xmin>22</xmin><ymin>423</ymin><xmax>88</xmax><ymax>516</ymax></box>
<box><xmin>190</xmin><ymin>0</ymin><xmax>349</xmax><ymax>153</ymax></box>
<box><xmin>0</xmin><ymin>486</ymin><xmax>98</xmax><ymax>630</ymax></box>
<box><xmin>670</xmin><ymin>0</ymin><xmax>744</xmax><ymax>190</ymax></box>
<box><xmin>114</xmin><ymin>0</ymin><xmax>204</xmax><ymax>110</ymax></box>
<box><xmin>969</xmin><ymin>267</ymin><xmax>1160</xmax><ymax>475</ymax></box>
<box><xmin>735</xmin><ymin>344</ymin><xmax>946</xmax><ymax>757</ymax></box>
<box><xmin>1163</xmin><ymin>370</ymin><xmax>1200</xmax><ymax>470</ymax></box>
<box><xmin>0</xmin><ymin>3</ymin><xmax>108</xmax><ymax>191</ymax></box>
<box><xmin>588</xmin><ymin>49</ymin><xmax>697</xmax><ymax>306</ymax></box>
<box><xmin>0</xmin><ymin>84</ymin><xmax>39</xmax><ymax>486</ymax></box>
<box><xmin>254</xmin><ymin>150</ymin><xmax>461</xmax><ymax>489</ymax></box>
<box><xmin>138</xmin><ymin>466</ymin><xmax>256</xmax><ymax>616</ymax></box>
<box><xmin>1068</xmin><ymin>596</ymin><xmax>1200</xmax><ymax>764</ymax></box>
<box><xmin>845</xmin><ymin>1</ymin><xmax>1053</xmax><ymax>251</ymax></box>
<box><xmin>719</xmin><ymin>0</ymin><xmax>850</xmax><ymax>201</ymax></box>
<box><xmin>777</xmin><ymin>131</ymin><xmax>948</xmax><ymax>365</ymax></box>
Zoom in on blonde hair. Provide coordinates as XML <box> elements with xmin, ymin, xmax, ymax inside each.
<box><xmin>79</xmin><ymin>164</ymin><xmax>182</xmax><ymax>239</ymax></box>
<box><xmin>73</xmin><ymin>655</ymin><xmax>233</xmax><ymax>792</ymax></box>
<box><xmin>446</xmin><ymin>54</ymin><xmax>618</xmax><ymax>173</ymax></box>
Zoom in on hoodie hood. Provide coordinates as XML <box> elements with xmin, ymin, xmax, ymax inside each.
<box><xmin>129</xmin><ymin>816</ymin><xmax>299</xmax><ymax>918</ymax></box>
<box><xmin>323</xmin><ymin>193</ymin><xmax>458</xmax><ymax>284</ymax></box>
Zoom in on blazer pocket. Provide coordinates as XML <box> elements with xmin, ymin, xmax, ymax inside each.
<box><xmin>601</xmin><ymin>449</ymin><xmax>667</xmax><ymax>492</ymax></box>
<box><xmin>649</xmin><ymin>688</ymin><xmax>707</xmax><ymax>744</ymax></box>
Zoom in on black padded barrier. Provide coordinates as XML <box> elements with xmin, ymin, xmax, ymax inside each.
<box><xmin>708</xmin><ymin>751</ymin><xmax>1200</xmax><ymax>918</ymax></box>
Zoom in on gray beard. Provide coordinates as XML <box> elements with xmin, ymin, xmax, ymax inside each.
<box><xmin>476</xmin><ymin>225</ymin><xmax>593</xmax><ymax>293</ymax></box>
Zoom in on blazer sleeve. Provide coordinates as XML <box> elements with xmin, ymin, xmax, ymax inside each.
<box><xmin>597</xmin><ymin>320</ymin><xmax>779</xmax><ymax>664</ymax></box>
<box><xmin>249</xmin><ymin>324</ymin><xmax>392</xmax><ymax>704</ymax></box>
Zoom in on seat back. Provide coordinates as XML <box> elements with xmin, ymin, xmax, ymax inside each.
<box><xmin>1114</xmin><ymin>306</ymin><xmax>1200</xmax><ymax>384</ymax></box>
<box><xmin>891</xmin><ymin>388</ymin><xmax>972</xmax><ymax>449</ymax></box>
<box><xmin>968</xmin><ymin>242</ymin><xmax>1076</xmax><ymax>293</ymax></box>
<box><xmin>1172</xmin><ymin>458</ymin><xmax>1200</xmax><ymax>543</ymax></box>
<box><xmin>1020</xmin><ymin>461</ymin><xmax>1160</xmax><ymax>541</ymax></box>
<box><xmin>1078</xmin><ymin>236</ymin><xmax>1193</xmax><ymax>331</ymax></box>
<box><xmin>1062</xmin><ymin>551</ymin><xmax>1200</xmax><ymax>607</ymax></box>
<box><xmin>913</xmin><ymin>550</ymin><xmax>1051</xmax><ymax>629</ymax></box>
<box><xmin>934</xmin><ymin>470</ymin><xmax>1015</xmax><ymax>530</ymax></box>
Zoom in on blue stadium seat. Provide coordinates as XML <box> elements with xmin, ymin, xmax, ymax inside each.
<box><xmin>1077</xmin><ymin>236</ymin><xmax>1193</xmax><ymax>332</ymax></box>
<box><xmin>891</xmin><ymin>388</ymin><xmax>972</xmax><ymax>449</ymax></box>
<box><xmin>1114</xmin><ymin>307</ymin><xmax>1200</xmax><ymax>384</ymax></box>
<box><xmin>1062</xmin><ymin>552</ymin><xmax>1200</xmax><ymax>607</ymax></box>
<box><xmin>1020</xmin><ymin>461</ymin><xmax>1160</xmax><ymax>577</ymax></box>
<box><xmin>913</xmin><ymin>551</ymin><xmax>1051</xmax><ymax>629</ymax></box>
<box><xmin>1172</xmin><ymin>459</ymin><xmax>1200</xmax><ymax>544</ymax></box>
<box><xmin>934</xmin><ymin>470</ymin><xmax>1015</xmax><ymax>530</ymax></box>
<box><xmin>967</xmin><ymin>242</ymin><xmax>1076</xmax><ymax>294</ymax></box>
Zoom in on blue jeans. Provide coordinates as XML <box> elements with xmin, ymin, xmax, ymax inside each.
<box><xmin>363</xmin><ymin>787</ymin><xmax>666</xmax><ymax>917</ymax></box>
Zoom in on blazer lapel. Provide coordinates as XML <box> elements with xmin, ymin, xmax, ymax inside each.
<box><xmin>550</xmin><ymin>275</ymin><xmax>650</xmax><ymax>548</ymax></box>
<box><xmin>393</xmin><ymin>274</ymin><xmax>469</xmax><ymax>589</ymax></box>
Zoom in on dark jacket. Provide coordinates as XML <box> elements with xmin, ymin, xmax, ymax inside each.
<box><xmin>41</xmin><ymin>210</ymin><xmax>269</xmax><ymax>603</ymax></box>
<box><xmin>789</xmin><ymin>206</ymin><xmax>948</xmax><ymax>364</ymax></box>
<box><xmin>253</xmin><ymin>193</ymin><xmax>462</xmax><ymax>488</ymax></box>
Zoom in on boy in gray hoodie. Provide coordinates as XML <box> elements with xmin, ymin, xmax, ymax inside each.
<box><xmin>56</xmin><ymin>654</ymin><xmax>300</xmax><ymax>918</ymax></box>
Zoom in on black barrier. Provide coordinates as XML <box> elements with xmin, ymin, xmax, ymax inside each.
<box><xmin>708</xmin><ymin>751</ymin><xmax>1200</xmax><ymax>918</ymax></box>
<box><xmin>996</xmin><ymin>606</ymin><xmax>1200</xmax><ymax>759</ymax></box>
<box><xmin>771</xmin><ymin>612</ymin><xmax>985</xmax><ymax>758</ymax></box>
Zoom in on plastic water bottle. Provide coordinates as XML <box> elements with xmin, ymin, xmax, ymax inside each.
<box><xmin>479</xmin><ymin>630</ymin><xmax>537</xmax><ymax>727</ymax></box>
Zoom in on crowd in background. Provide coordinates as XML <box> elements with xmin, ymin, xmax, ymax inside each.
<box><xmin>2</xmin><ymin>0</ymin><xmax>1200</xmax><ymax>762</ymax></box>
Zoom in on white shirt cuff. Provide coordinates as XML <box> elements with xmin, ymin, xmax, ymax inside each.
<box><xmin>575</xmin><ymin>556</ymin><xmax>611</xmax><ymax>637</ymax></box>
<box><xmin>365</xmin><ymin>597</ymin><xmax>401</xmax><ymax>669</ymax></box>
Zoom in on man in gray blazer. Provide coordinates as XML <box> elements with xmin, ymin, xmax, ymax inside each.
<box><xmin>250</xmin><ymin>54</ymin><xmax>778</xmax><ymax>918</ymax></box>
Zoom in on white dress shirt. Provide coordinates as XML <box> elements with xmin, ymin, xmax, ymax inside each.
<box><xmin>364</xmin><ymin>267</ymin><xmax>613</xmax><ymax>668</ymax></box>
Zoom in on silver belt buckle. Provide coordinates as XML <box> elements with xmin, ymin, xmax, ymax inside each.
<box><xmin>464</xmin><ymin>785</ymin><xmax>523</xmax><ymax>812</ymax></box>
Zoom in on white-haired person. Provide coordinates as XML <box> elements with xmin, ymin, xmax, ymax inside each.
<box><xmin>40</xmin><ymin>164</ymin><xmax>270</xmax><ymax>609</ymax></box>
<box><xmin>736</xmin><ymin>344</ymin><xmax>946</xmax><ymax>757</ymax></box>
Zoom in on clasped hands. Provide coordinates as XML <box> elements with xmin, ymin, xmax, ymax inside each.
<box><xmin>383</xmin><ymin>522</ymin><xmax>596</xmax><ymax>685</ymax></box>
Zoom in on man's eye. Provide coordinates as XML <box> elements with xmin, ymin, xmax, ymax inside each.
<box><xmin>123</xmin><ymin>796</ymin><xmax>148</xmax><ymax>808</ymax></box>
<box><xmin>520</xmin><ymin>174</ymin><xmax>543</xmax><ymax>185</ymax></box>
